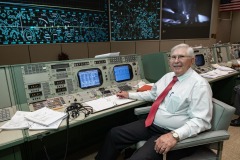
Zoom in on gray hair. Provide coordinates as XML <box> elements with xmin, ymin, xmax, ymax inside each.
<box><xmin>170</xmin><ymin>43</ymin><xmax>194</xmax><ymax>57</ymax></box>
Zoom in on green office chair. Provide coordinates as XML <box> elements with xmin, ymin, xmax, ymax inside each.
<box><xmin>134</xmin><ymin>98</ymin><xmax>235</xmax><ymax>160</ymax></box>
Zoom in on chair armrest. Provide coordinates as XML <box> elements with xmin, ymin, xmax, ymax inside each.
<box><xmin>136</xmin><ymin>129</ymin><xmax>229</xmax><ymax>151</ymax></box>
<box><xmin>134</xmin><ymin>106</ymin><xmax>151</xmax><ymax>115</ymax></box>
<box><xmin>134</xmin><ymin>107</ymin><xmax>230</xmax><ymax>152</ymax></box>
<box><xmin>172</xmin><ymin>130</ymin><xmax>230</xmax><ymax>150</ymax></box>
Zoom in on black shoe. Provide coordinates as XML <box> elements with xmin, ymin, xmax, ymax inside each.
<box><xmin>123</xmin><ymin>148</ymin><xmax>136</xmax><ymax>159</ymax></box>
<box><xmin>231</xmin><ymin>116</ymin><xmax>240</xmax><ymax>123</ymax></box>
<box><xmin>230</xmin><ymin>118</ymin><xmax>240</xmax><ymax>127</ymax></box>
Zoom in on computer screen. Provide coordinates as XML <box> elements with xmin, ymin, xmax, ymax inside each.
<box><xmin>231</xmin><ymin>44</ymin><xmax>240</xmax><ymax>59</ymax></box>
<box><xmin>77</xmin><ymin>68</ymin><xmax>103</xmax><ymax>89</ymax></box>
<box><xmin>195</xmin><ymin>54</ymin><xmax>205</xmax><ymax>67</ymax></box>
<box><xmin>113</xmin><ymin>64</ymin><xmax>133</xmax><ymax>82</ymax></box>
<box><xmin>234</xmin><ymin>48</ymin><xmax>240</xmax><ymax>59</ymax></box>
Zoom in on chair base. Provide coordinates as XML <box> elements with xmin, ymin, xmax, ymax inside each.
<box><xmin>180</xmin><ymin>147</ymin><xmax>217</xmax><ymax>160</ymax></box>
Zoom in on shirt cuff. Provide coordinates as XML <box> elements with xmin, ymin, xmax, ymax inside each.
<box><xmin>174</xmin><ymin>124</ymin><xmax>191</xmax><ymax>141</ymax></box>
<box><xmin>128</xmin><ymin>92</ymin><xmax>139</xmax><ymax>100</ymax></box>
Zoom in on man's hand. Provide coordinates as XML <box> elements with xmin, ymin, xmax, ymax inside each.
<box><xmin>154</xmin><ymin>132</ymin><xmax>178</xmax><ymax>154</ymax></box>
<box><xmin>116</xmin><ymin>91</ymin><xmax>129</xmax><ymax>98</ymax></box>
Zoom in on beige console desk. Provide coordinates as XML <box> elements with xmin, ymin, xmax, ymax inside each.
<box><xmin>206</xmin><ymin>71</ymin><xmax>239</xmax><ymax>105</ymax></box>
<box><xmin>0</xmin><ymin>125</ymin><xmax>24</xmax><ymax>160</ymax></box>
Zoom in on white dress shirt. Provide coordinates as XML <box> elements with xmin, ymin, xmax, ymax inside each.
<box><xmin>129</xmin><ymin>68</ymin><xmax>213</xmax><ymax>140</ymax></box>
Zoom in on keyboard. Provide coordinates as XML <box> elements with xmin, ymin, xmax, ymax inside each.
<box><xmin>0</xmin><ymin>108</ymin><xmax>11</xmax><ymax>122</ymax></box>
<box><xmin>118</xmin><ymin>85</ymin><xmax>132</xmax><ymax>91</ymax></box>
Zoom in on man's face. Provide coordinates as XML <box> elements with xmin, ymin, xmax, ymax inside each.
<box><xmin>169</xmin><ymin>48</ymin><xmax>194</xmax><ymax>76</ymax></box>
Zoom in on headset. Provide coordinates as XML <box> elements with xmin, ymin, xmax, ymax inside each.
<box><xmin>65</xmin><ymin>100</ymin><xmax>93</xmax><ymax>119</ymax></box>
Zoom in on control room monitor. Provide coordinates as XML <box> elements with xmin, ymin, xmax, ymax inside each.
<box><xmin>195</xmin><ymin>54</ymin><xmax>205</xmax><ymax>67</ymax></box>
<box><xmin>234</xmin><ymin>48</ymin><xmax>240</xmax><ymax>59</ymax></box>
<box><xmin>77</xmin><ymin>68</ymin><xmax>103</xmax><ymax>89</ymax></box>
<box><xmin>113</xmin><ymin>64</ymin><xmax>133</xmax><ymax>82</ymax></box>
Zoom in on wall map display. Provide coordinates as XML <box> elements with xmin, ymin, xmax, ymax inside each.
<box><xmin>0</xmin><ymin>2</ymin><xmax>109</xmax><ymax>44</ymax></box>
<box><xmin>4</xmin><ymin>0</ymin><xmax>105</xmax><ymax>11</ymax></box>
<box><xmin>0</xmin><ymin>0</ymin><xmax>213</xmax><ymax>44</ymax></box>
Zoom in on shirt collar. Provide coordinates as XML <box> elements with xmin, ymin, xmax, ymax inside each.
<box><xmin>175</xmin><ymin>68</ymin><xmax>193</xmax><ymax>82</ymax></box>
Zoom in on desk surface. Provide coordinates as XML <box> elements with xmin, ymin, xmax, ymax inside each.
<box><xmin>0</xmin><ymin>126</ymin><xmax>24</xmax><ymax>150</ymax></box>
<box><xmin>0</xmin><ymin>106</ymin><xmax>25</xmax><ymax>150</ymax></box>
<box><xmin>25</xmin><ymin>100</ymin><xmax>147</xmax><ymax>141</ymax></box>
<box><xmin>0</xmin><ymin>100</ymin><xmax>147</xmax><ymax>148</ymax></box>
<box><xmin>206</xmin><ymin>71</ymin><xmax>239</xmax><ymax>83</ymax></box>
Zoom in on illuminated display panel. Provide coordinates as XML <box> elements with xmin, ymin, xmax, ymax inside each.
<box><xmin>77</xmin><ymin>68</ymin><xmax>103</xmax><ymax>89</ymax></box>
<box><xmin>110</xmin><ymin>0</ymin><xmax>160</xmax><ymax>41</ymax></box>
<box><xmin>5</xmin><ymin>0</ymin><xmax>106</xmax><ymax>11</ymax></box>
<box><xmin>28</xmin><ymin>83</ymin><xmax>41</xmax><ymax>89</ymax></box>
<box><xmin>161</xmin><ymin>0</ymin><xmax>212</xmax><ymax>39</ymax></box>
<box><xmin>56</xmin><ymin>87</ymin><xmax>67</xmax><ymax>93</ymax></box>
<box><xmin>0</xmin><ymin>1</ymin><xmax>109</xmax><ymax>44</ymax></box>
<box><xmin>113</xmin><ymin>64</ymin><xmax>133</xmax><ymax>82</ymax></box>
<box><xmin>29</xmin><ymin>91</ymin><xmax>42</xmax><ymax>98</ymax></box>
<box><xmin>54</xmin><ymin>80</ymin><xmax>65</xmax><ymax>85</ymax></box>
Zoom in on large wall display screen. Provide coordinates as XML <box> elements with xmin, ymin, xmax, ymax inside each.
<box><xmin>4</xmin><ymin>0</ymin><xmax>105</xmax><ymax>11</ymax></box>
<box><xmin>110</xmin><ymin>0</ymin><xmax>160</xmax><ymax>41</ymax></box>
<box><xmin>0</xmin><ymin>1</ymin><xmax>109</xmax><ymax>45</ymax></box>
<box><xmin>161</xmin><ymin>0</ymin><xmax>212</xmax><ymax>39</ymax></box>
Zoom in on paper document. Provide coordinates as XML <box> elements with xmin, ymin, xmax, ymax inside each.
<box><xmin>200</xmin><ymin>69</ymin><xmax>234</xmax><ymax>79</ymax></box>
<box><xmin>0</xmin><ymin>111</ymin><xmax>30</xmax><ymax>130</ymax></box>
<box><xmin>95</xmin><ymin>52</ymin><xmax>120</xmax><ymax>58</ymax></box>
<box><xmin>104</xmin><ymin>95</ymin><xmax>135</xmax><ymax>106</ymax></box>
<box><xmin>0</xmin><ymin>109</ymin><xmax>65</xmax><ymax>130</ymax></box>
<box><xmin>28</xmin><ymin>118</ymin><xmax>64</xmax><ymax>130</ymax></box>
<box><xmin>200</xmin><ymin>71</ymin><xmax>219</xmax><ymax>79</ymax></box>
<box><xmin>25</xmin><ymin>107</ymin><xmax>67</xmax><ymax>126</ymax></box>
<box><xmin>211</xmin><ymin>64</ymin><xmax>235</xmax><ymax>72</ymax></box>
<box><xmin>85</xmin><ymin>95</ymin><xmax>135</xmax><ymax>112</ymax></box>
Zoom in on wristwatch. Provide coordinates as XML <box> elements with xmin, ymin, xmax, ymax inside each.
<box><xmin>171</xmin><ymin>131</ymin><xmax>180</xmax><ymax>141</ymax></box>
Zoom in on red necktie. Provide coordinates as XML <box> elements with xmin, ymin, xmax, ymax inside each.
<box><xmin>145</xmin><ymin>76</ymin><xmax>178</xmax><ymax>127</ymax></box>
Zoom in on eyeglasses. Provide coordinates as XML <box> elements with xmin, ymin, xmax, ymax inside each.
<box><xmin>170</xmin><ymin>55</ymin><xmax>192</xmax><ymax>60</ymax></box>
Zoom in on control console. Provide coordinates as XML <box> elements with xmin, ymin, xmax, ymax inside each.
<box><xmin>20</xmin><ymin>55</ymin><xmax>146</xmax><ymax>111</ymax></box>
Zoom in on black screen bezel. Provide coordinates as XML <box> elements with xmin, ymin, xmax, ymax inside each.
<box><xmin>195</xmin><ymin>54</ymin><xmax>205</xmax><ymax>67</ymax></box>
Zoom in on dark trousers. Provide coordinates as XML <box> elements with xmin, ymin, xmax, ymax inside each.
<box><xmin>234</xmin><ymin>87</ymin><xmax>240</xmax><ymax>115</ymax></box>
<box><xmin>95</xmin><ymin>119</ymin><xmax>198</xmax><ymax>160</ymax></box>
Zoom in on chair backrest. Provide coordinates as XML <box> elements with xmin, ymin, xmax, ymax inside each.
<box><xmin>211</xmin><ymin>98</ymin><xmax>236</xmax><ymax>131</ymax></box>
